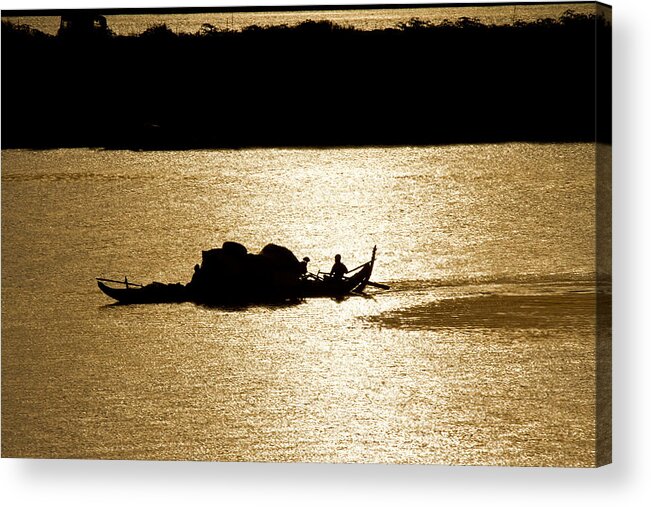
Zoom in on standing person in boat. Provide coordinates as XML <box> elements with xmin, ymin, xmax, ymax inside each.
<box><xmin>330</xmin><ymin>254</ymin><xmax>348</xmax><ymax>280</ymax></box>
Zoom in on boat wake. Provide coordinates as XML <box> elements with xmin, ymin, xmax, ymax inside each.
<box><xmin>364</xmin><ymin>275</ymin><xmax>605</xmax><ymax>332</ymax></box>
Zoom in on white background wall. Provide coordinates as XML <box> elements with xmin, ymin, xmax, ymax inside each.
<box><xmin>1</xmin><ymin>0</ymin><xmax>648</xmax><ymax>505</ymax></box>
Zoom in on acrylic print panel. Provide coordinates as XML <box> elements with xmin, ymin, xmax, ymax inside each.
<box><xmin>1</xmin><ymin>2</ymin><xmax>611</xmax><ymax>466</ymax></box>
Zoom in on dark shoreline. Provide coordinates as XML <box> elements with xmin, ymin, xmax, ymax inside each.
<box><xmin>1</xmin><ymin>139</ymin><xmax>610</xmax><ymax>153</ymax></box>
<box><xmin>1</xmin><ymin>2</ymin><xmax>611</xmax><ymax>17</ymax></box>
<box><xmin>1</xmin><ymin>11</ymin><xmax>611</xmax><ymax>150</ymax></box>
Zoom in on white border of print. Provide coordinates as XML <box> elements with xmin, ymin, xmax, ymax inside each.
<box><xmin>1</xmin><ymin>1</ymin><xmax>650</xmax><ymax>506</ymax></box>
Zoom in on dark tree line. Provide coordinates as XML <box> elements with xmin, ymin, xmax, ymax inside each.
<box><xmin>1</xmin><ymin>11</ymin><xmax>611</xmax><ymax>149</ymax></box>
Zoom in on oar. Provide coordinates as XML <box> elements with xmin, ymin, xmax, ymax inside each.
<box><xmin>96</xmin><ymin>277</ymin><xmax>144</xmax><ymax>287</ymax></box>
<box><xmin>367</xmin><ymin>281</ymin><xmax>390</xmax><ymax>290</ymax></box>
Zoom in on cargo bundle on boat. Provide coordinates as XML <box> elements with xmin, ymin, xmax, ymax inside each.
<box><xmin>97</xmin><ymin>242</ymin><xmax>383</xmax><ymax>305</ymax></box>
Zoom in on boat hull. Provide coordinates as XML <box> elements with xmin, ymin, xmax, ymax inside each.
<box><xmin>98</xmin><ymin>281</ymin><xmax>189</xmax><ymax>304</ymax></box>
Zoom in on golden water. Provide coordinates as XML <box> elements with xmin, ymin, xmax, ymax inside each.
<box><xmin>1</xmin><ymin>143</ymin><xmax>603</xmax><ymax>465</ymax></box>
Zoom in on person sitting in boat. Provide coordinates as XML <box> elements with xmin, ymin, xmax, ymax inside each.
<box><xmin>299</xmin><ymin>257</ymin><xmax>310</xmax><ymax>276</ymax></box>
<box><xmin>330</xmin><ymin>254</ymin><xmax>348</xmax><ymax>280</ymax></box>
<box><xmin>187</xmin><ymin>264</ymin><xmax>202</xmax><ymax>288</ymax></box>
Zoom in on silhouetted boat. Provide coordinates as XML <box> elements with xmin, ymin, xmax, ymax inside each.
<box><xmin>97</xmin><ymin>246</ymin><xmax>380</xmax><ymax>305</ymax></box>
